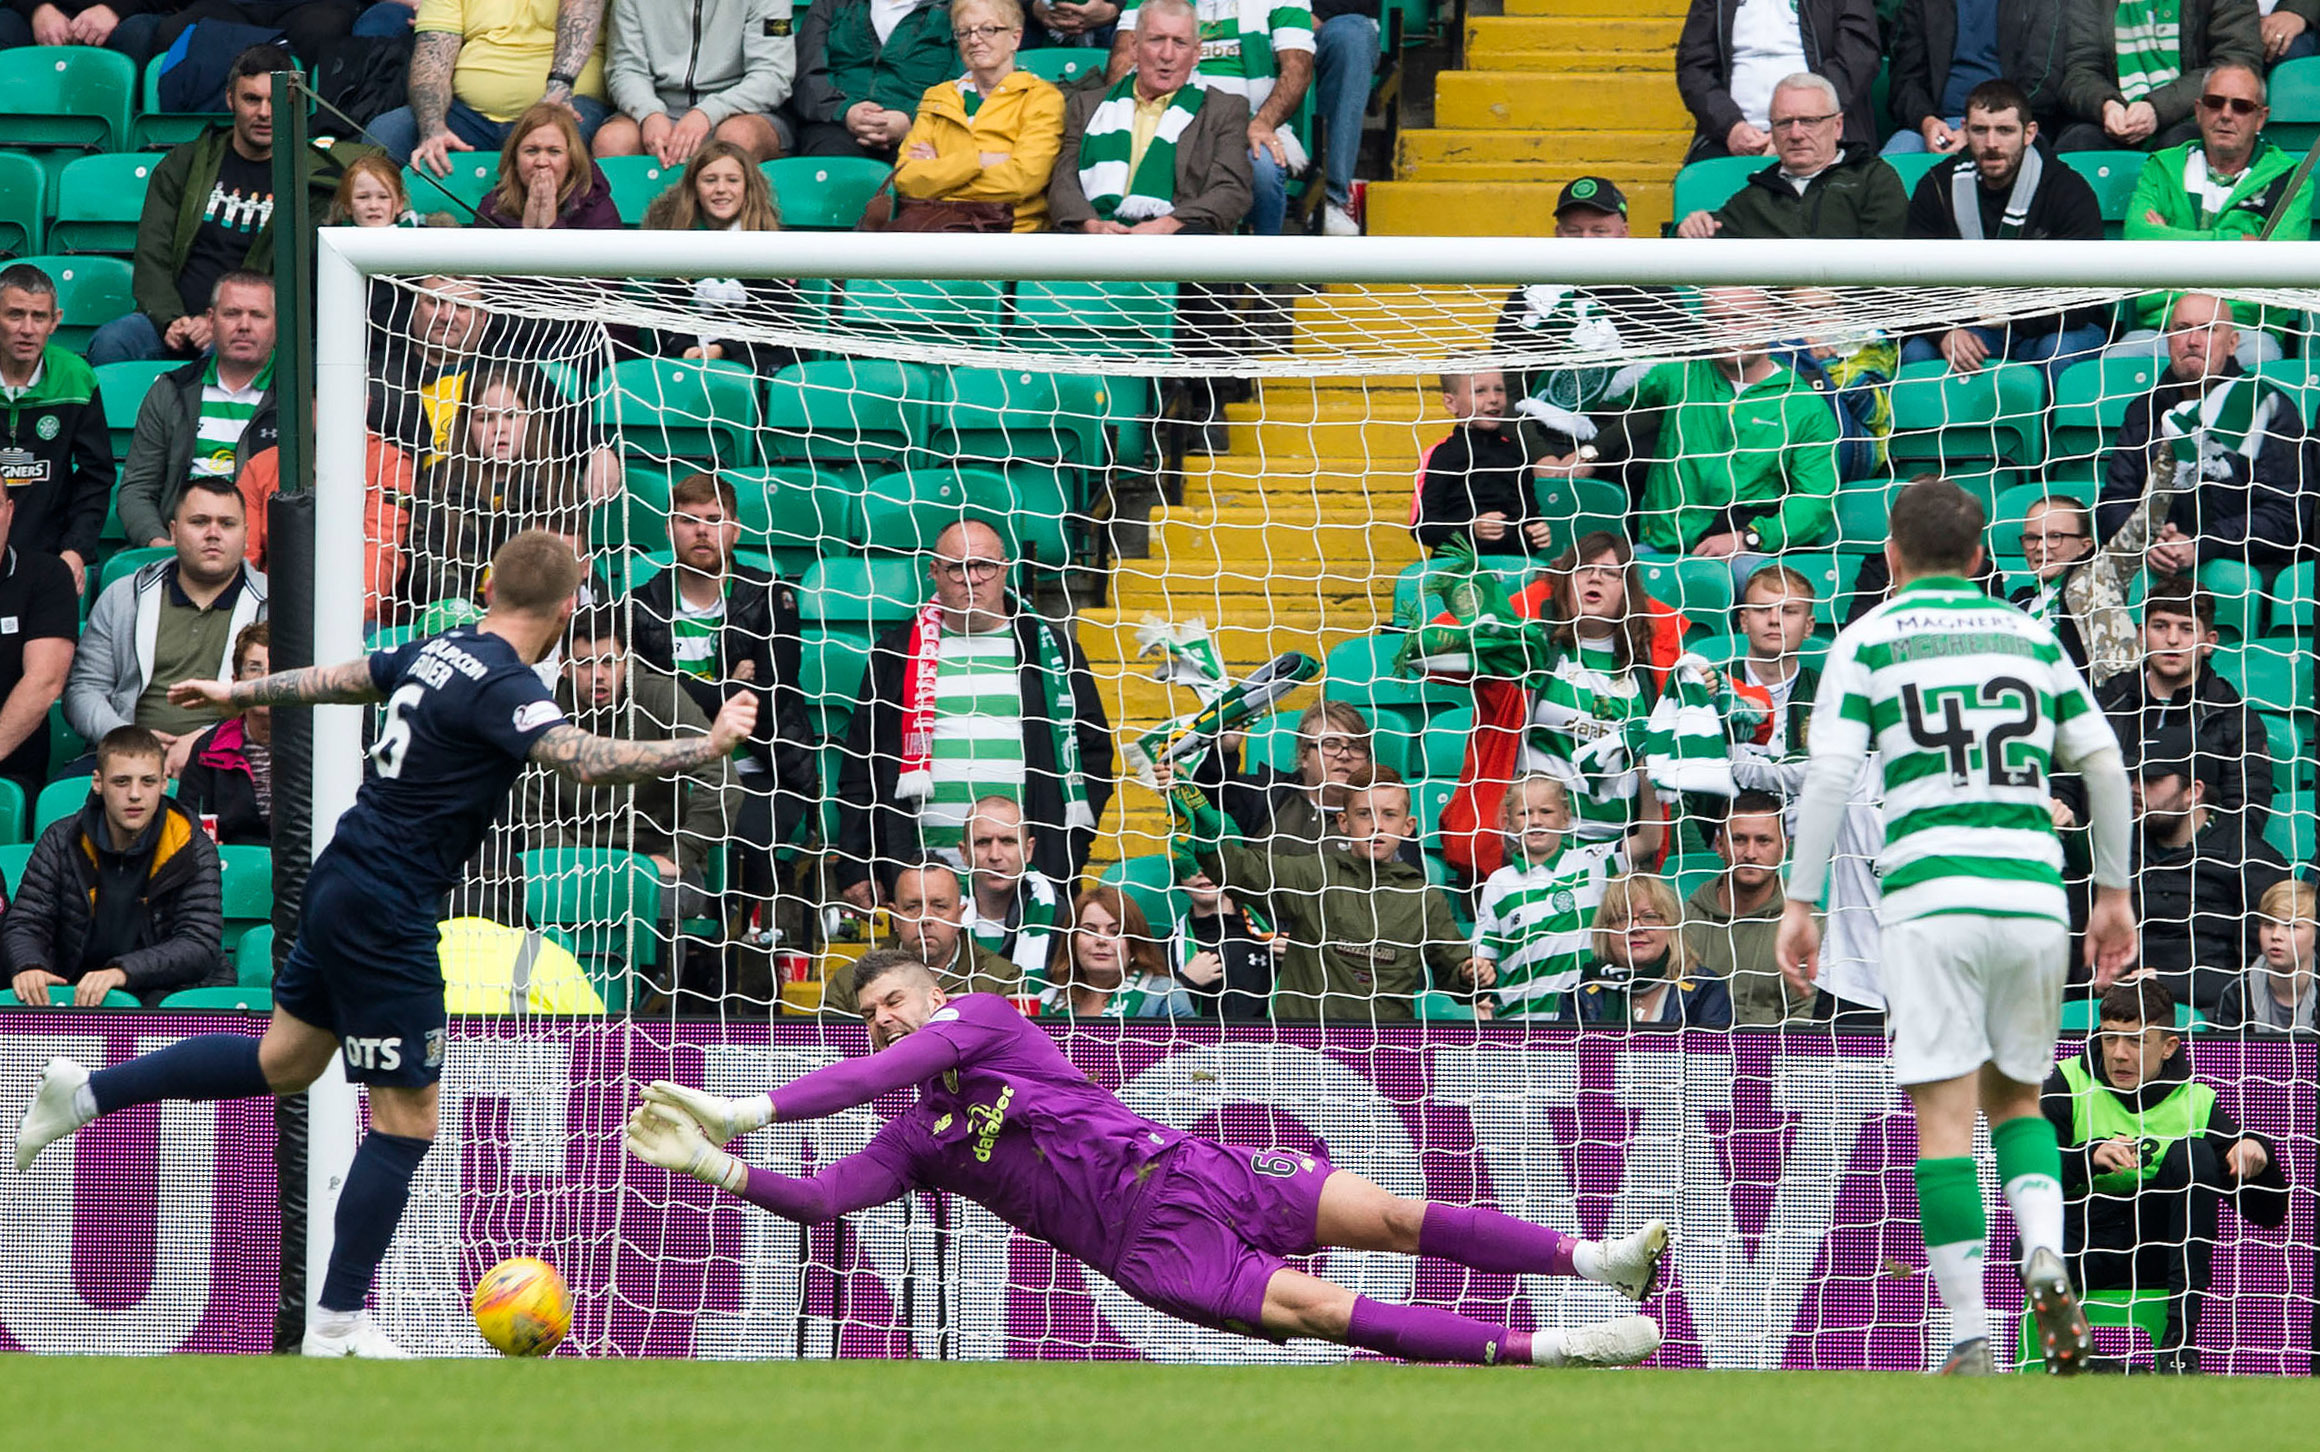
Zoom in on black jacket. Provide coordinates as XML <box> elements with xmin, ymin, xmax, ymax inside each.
<box><xmin>1888</xmin><ymin>0</ymin><xmax>2073</xmax><ymax>132</ymax></box>
<box><xmin>1710</xmin><ymin>148</ymin><xmax>1909</xmax><ymax>239</ymax></box>
<box><xmin>2131</xmin><ymin>809</ymin><xmax>2290</xmax><ymax>1013</ymax></box>
<box><xmin>1905</xmin><ymin>151</ymin><xmax>2109</xmax><ymax>337</ymax></box>
<box><xmin>834</xmin><ymin>603</ymin><xmax>1113</xmax><ymax>895</ymax></box>
<box><xmin>2097</xmin><ymin>663</ymin><xmax>2266</xmax><ymax>829</ymax></box>
<box><xmin>625</xmin><ymin>562</ymin><xmax>818</xmax><ymax>849</ymax></box>
<box><xmin>1412</xmin><ymin>423</ymin><xmax>1541</xmax><ymax>554</ymax></box>
<box><xmin>1675</xmin><ymin>0</ymin><xmax>1883</xmax><ymax>151</ymax></box>
<box><xmin>0</xmin><ymin>796</ymin><xmax>227</xmax><ymax>1005</ymax></box>
<box><xmin>2094</xmin><ymin>363</ymin><xmax>2312</xmax><ymax>574</ymax></box>
<box><xmin>176</xmin><ymin>718</ymin><xmax>272</xmax><ymax>847</ymax></box>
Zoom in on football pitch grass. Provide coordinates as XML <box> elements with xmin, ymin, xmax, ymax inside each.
<box><xmin>9</xmin><ymin>1358</ymin><xmax>2319</xmax><ymax>1450</ymax></box>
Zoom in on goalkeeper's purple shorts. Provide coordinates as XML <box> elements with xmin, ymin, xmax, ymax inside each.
<box><xmin>1109</xmin><ymin>1139</ymin><xmax>1336</xmax><ymax>1341</ymax></box>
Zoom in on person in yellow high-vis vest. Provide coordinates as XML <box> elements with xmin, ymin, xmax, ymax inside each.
<box><xmin>2039</xmin><ymin>977</ymin><xmax>2287</xmax><ymax>1371</ymax></box>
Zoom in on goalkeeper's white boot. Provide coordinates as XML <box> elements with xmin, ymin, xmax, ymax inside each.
<box><xmin>1594</xmin><ymin>1220</ymin><xmax>1670</xmax><ymax>1303</ymax></box>
<box><xmin>1541</xmin><ymin>1314</ymin><xmax>1661</xmax><ymax>1368</ymax></box>
<box><xmin>303</xmin><ymin>1311</ymin><xmax>414</xmax><ymax>1359</ymax></box>
<box><xmin>14</xmin><ymin>1057</ymin><xmax>94</xmax><ymax>1172</ymax></box>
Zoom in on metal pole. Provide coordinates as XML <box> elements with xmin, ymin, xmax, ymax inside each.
<box><xmin>270</xmin><ymin>69</ymin><xmax>316</xmax><ymax>498</ymax></box>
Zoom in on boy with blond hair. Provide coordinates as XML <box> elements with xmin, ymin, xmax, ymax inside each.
<box><xmin>1471</xmin><ymin>773</ymin><xmax>1627</xmax><ymax>1020</ymax></box>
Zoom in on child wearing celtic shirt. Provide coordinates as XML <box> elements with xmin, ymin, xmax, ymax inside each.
<box><xmin>1472</xmin><ymin>774</ymin><xmax>1626</xmax><ymax>1020</ymax></box>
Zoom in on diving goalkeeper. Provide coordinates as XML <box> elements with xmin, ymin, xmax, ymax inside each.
<box><xmin>627</xmin><ymin>949</ymin><xmax>1669</xmax><ymax>1366</ymax></box>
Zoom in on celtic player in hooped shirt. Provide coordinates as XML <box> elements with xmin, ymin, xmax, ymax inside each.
<box><xmin>629</xmin><ymin>949</ymin><xmax>1671</xmax><ymax>1366</ymax></box>
<box><xmin>1775</xmin><ymin>478</ymin><xmax>2140</xmax><ymax>1379</ymax></box>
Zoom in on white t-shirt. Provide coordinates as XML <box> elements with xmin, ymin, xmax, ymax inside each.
<box><xmin>871</xmin><ymin>0</ymin><xmax>916</xmax><ymax>44</ymax></box>
<box><xmin>1728</xmin><ymin>0</ymin><xmax>1806</xmax><ymax>130</ymax></box>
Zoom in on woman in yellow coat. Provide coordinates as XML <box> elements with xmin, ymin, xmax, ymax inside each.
<box><xmin>894</xmin><ymin>0</ymin><xmax>1068</xmax><ymax>231</ymax></box>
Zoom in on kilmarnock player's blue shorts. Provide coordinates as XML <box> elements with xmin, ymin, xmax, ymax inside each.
<box><xmin>271</xmin><ymin>860</ymin><xmax>449</xmax><ymax>1088</ymax></box>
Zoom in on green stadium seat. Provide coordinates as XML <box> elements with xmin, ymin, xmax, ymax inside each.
<box><xmin>2214</xmin><ymin>640</ymin><xmax>2315</xmax><ymax>728</ymax></box>
<box><xmin>800</xmin><ymin>628</ymin><xmax>873</xmax><ymax>740</ymax></box>
<box><xmin>46</xmin><ymin>701</ymin><xmax>83</xmax><ymax>778</ymax></box>
<box><xmin>1532</xmin><ymin>473</ymin><xmax>1630</xmax><ymax>559</ymax></box>
<box><xmin>761</xmin><ymin>156</ymin><xmax>888</xmax><ymax>229</ymax></box>
<box><xmin>98</xmin><ymin>544</ymin><xmax>171</xmax><ymax>594</ymax></box>
<box><xmin>1012</xmin><ymin>280</ymin><xmax>1178</xmax><ymax>355</ymax></box>
<box><xmin>235</xmin><ymin>922</ymin><xmax>274</xmax><ymax>987</ymax></box>
<box><xmin>0</xmin><ymin>777</ymin><xmax>21</xmax><ymax>843</ymax></box>
<box><xmin>401</xmin><ymin>158</ymin><xmax>500</xmax><ymax>223</ymax></box>
<box><xmin>859</xmin><ymin>465</ymin><xmax>1017</xmax><ymax>554</ymax></box>
<box><xmin>1322</xmin><ymin>633</ymin><xmax>1465</xmax><ymax>713</ymax></box>
<box><xmin>131</xmin><ymin>53</ymin><xmax>221</xmax><ymax>152</ymax></box>
<box><xmin>800</xmin><ymin>555</ymin><xmax>927</xmax><ymax>626</ymax></box>
<box><xmin>215</xmin><ymin>843</ymin><xmax>270</xmax><ymax>951</ymax></box>
<box><xmin>95</xmin><ymin>358</ymin><xmax>177</xmax><ymax>461</ymax></box>
<box><xmin>1831</xmin><ymin>477</ymin><xmax>1897</xmax><ymax>552</ymax></box>
<box><xmin>20</xmin><ymin>254</ymin><xmax>132</xmax><ymax>354</ymax></box>
<box><xmin>1881</xmin><ymin>150</ymin><xmax>1946</xmax><ymax>196</ymax></box>
<box><xmin>1668</xmin><ymin>155</ymin><xmax>1765</xmax><ymax>223</ymax></box>
<box><xmin>1884</xmin><ymin>358</ymin><xmax>2046</xmax><ymax>477</ymax></box>
<box><xmin>2258</xmin><ymin>713</ymin><xmax>2310</xmax><ymax>798</ymax></box>
<box><xmin>1665</xmin><ymin>850</ymin><xmax>1725</xmax><ymax>908</ymax></box>
<box><xmin>761</xmin><ymin>358</ymin><xmax>937</xmax><ymax>471</ymax></box>
<box><xmin>2196</xmin><ymin>558</ymin><xmax>2265</xmax><ymax>644</ymax></box>
<box><xmin>24</xmin><ymin>983</ymin><xmax>140</xmax><ymax>1007</ymax></box>
<box><xmin>600</xmin><ymin>355</ymin><xmax>764</xmax><ymax>468</ymax></box>
<box><xmin>1014</xmin><ymin>48</ymin><xmax>1105</xmax><ymax>85</ymax></box>
<box><xmin>522</xmin><ymin>847</ymin><xmax>663</xmax><ymax>1011</ymax></box>
<box><xmin>592</xmin><ymin>154</ymin><xmax>676</xmax><ymax>222</ymax></box>
<box><xmin>0</xmin><ymin>841</ymin><xmax>28</xmax><ymax>892</ymax></box>
<box><xmin>2050</xmin><ymin>356</ymin><xmax>2159</xmax><ymax>486</ymax></box>
<box><xmin>2055</xmin><ymin>151</ymin><xmax>2151</xmax><ymax>239</ymax></box>
<box><xmin>1774</xmin><ymin>552</ymin><xmax>1865</xmax><ymax>629</ymax></box>
<box><xmin>840</xmin><ymin>277</ymin><xmax>1006</xmax><ymax>347</ymax></box>
<box><xmin>721</xmin><ymin>463</ymin><xmax>867</xmax><ymax>557</ymax></box>
<box><xmin>2265</xmin><ymin>791</ymin><xmax>2316</xmax><ymax>864</ymax></box>
<box><xmin>1412</xmin><ymin>776</ymin><xmax>1456</xmax><ymax>852</ymax></box>
<box><xmin>0</xmin><ymin>151</ymin><xmax>43</xmax><ymax>256</ymax></box>
<box><xmin>48</xmin><ymin>152</ymin><xmax>152</xmax><ymax>253</ymax></box>
<box><xmin>2013</xmin><ymin>1287</ymin><xmax>2172</xmax><ymax>1369</ymax></box>
<box><xmin>2270</xmin><ymin>560</ymin><xmax>2316</xmax><ymax>635</ymax></box>
<box><xmin>1099</xmin><ymin>855</ymin><xmax>1186</xmax><ymax>937</ymax></box>
<box><xmin>159</xmin><ymin>986</ymin><xmax>272</xmax><ymax>1010</ymax></box>
<box><xmin>33</xmin><ymin>776</ymin><xmax>86</xmax><ymax>834</ymax></box>
<box><xmin>2267</xmin><ymin>57</ymin><xmax>2320</xmax><ymax>153</ymax></box>
<box><xmin>1417</xmin><ymin>989</ymin><xmax>1477</xmax><ymax>1021</ymax></box>
<box><xmin>940</xmin><ymin>368</ymin><xmax>1101</xmax><ymax>468</ymax></box>
<box><xmin>0</xmin><ymin>48</ymin><xmax>134</xmax><ymax>171</ymax></box>
<box><xmin>1636</xmin><ymin>555</ymin><xmax>1735</xmax><ymax>627</ymax></box>
<box><xmin>1417</xmin><ymin>706</ymin><xmax>1472</xmax><ymax>780</ymax></box>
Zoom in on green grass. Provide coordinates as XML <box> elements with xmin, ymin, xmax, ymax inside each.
<box><xmin>5</xmin><ymin>1360</ymin><xmax>2318</xmax><ymax>1451</ymax></box>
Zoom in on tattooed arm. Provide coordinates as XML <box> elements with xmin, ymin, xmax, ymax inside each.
<box><xmin>530</xmin><ymin>692</ymin><xmax>758</xmax><ymax>785</ymax></box>
<box><xmin>541</xmin><ymin>0</ymin><xmax>605</xmax><ymax>108</ymax></box>
<box><xmin>405</xmin><ymin>30</ymin><xmax>471</xmax><ymax>177</ymax></box>
<box><xmin>168</xmin><ymin>659</ymin><xmax>385</xmax><ymax>715</ymax></box>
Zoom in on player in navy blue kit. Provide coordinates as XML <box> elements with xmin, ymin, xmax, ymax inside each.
<box><xmin>11</xmin><ymin>531</ymin><xmax>755</xmax><ymax>1357</ymax></box>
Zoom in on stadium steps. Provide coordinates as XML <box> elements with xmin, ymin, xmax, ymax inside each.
<box><xmin>1367</xmin><ymin>0</ymin><xmax>1691</xmax><ymax>236</ymax></box>
<box><xmin>1084</xmin><ymin>365</ymin><xmax>1442</xmax><ymax>865</ymax></box>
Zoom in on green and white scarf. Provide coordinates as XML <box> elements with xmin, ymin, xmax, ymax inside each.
<box><xmin>1076</xmin><ymin>73</ymin><xmax>1208</xmax><ymax>223</ymax></box>
<box><xmin>2113</xmin><ymin>0</ymin><xmax>2183</xmax><ymax>102</ymax></box>
<box><xmin>2160</xmin><ymin>375</ymin><xmax>2296</xmax><ymax>488</ymax></box>
<box><xmin>1639</xmin><ymin>654</ymin><xmax>1761</xmax><ymax>797</ymax></box>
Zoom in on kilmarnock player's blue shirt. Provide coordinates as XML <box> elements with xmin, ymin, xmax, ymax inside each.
<box><xmin>318</xmin><ymin>627</ymin><xmax>567</xmax><ymax>902</ymax></box>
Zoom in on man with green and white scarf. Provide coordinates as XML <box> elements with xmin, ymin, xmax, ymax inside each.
<box><xmin>834</xmin><ymin>521</ymin><xmax>1114</xmax><ymax>910</ymax></box>
<box><xmin>1110</xmin><ymin>0</ymin><xmax>1314</xmax><ymax>234</ymax></box>
<box><xmin>2054</xmin><ymin>0</ymin><xmax>2259</xmax><ymax>151</ymax></box>
<box><xmin>1049</xmin><ymin>0</ymin><xmax>1255</xmax><ymax>234</ymax></box>
<box><xmin>2093</xmin><ymin>290</ymin><xmax>2313</xmax><ymax>576</ymax></box>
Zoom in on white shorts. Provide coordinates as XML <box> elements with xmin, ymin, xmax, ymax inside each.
<box><xmin>1878</xmin><ymin>914</ymin><xmax>2067</xmax><ymax>1087</ymax></box>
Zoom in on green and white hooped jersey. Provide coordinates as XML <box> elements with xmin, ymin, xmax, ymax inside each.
<box><xmin>1117</xmin><ymin>0</ymin><xmax>1316</xmax><ymax>110</ymax></box>
<box><xmin>1518</xmin><ymin>639</ymin><xmax>1651</xmax><ymax>840</ymax></box>
<box><xmin>1807</xmin><ymin>576</ymin><xmax>2117</xmax><ymax>926</ymax></box>
<box><xmin>1473</xmin><ymin>839</ymin><xmax>1627</xmax><ymax>1017</ymax></box>
<box><xmin>921</xmin><ymin>632</ymin><xmax>1027</xmax><ymax>852</ymax></box>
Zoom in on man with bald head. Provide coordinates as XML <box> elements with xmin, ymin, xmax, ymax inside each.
<box><xmin>834</xmin><ymin>521</ymin><xmax>1112</xmax><ymax>909</ymax></box>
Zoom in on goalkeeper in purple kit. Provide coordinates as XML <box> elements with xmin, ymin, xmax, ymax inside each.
<box><xmin>627</xmin><ymin>949</ymin><xmax>1669</xmax><ymax>1366</ymax></box>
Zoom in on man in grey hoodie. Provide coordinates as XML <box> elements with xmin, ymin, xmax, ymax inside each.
<box><xmin>594</xmin><ymin>0</ymin><xmax>798</xmax><ymax>165</ymax></box>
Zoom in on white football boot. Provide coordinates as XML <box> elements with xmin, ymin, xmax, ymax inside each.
<box><xmin>15</xmin><ymin>1057</ymin><xmax>93</xmax><ymax>1172</ymax></box>
<box><xmin>1544</xmin><ymin>1314</ymin><xmax>1663</xmax><ymax>1368</ymax></box>
<box><xmin>302</xmin><ymin>1312</ymin><xmax>415</xmax><ymax>1359</ymax></box>
<box><xmin>1595</xmin><ymin>1220</ymin><xmax>1671</xmax><ymax>1302</ymax></box>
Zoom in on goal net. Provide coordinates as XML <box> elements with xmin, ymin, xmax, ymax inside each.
<box><xmin>303</xmin><ymin>230</ymin><xmax>2315</xmax><ymax>1370</ymax></box>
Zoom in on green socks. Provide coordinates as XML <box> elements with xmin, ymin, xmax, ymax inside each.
<box><xmin>1916</xmin><ymin>1156</ymin><xmax>1989</xmax><ymax>1343</ymax></box>
<box><xmin>1992</xmin><ymin>1114</ymin><xmax>2067</xmax><ymax>1269</ymax></box>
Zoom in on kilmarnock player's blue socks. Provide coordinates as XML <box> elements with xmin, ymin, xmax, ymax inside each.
<box><xmin>88</xmin><ymin>1034</ymin><xmax>271</xmax><ymax>1116</ymax></box>
<box><xmin>319</xmin><ymin>1131</ymin><xmax>433</xmax><ymax>1313</ymax></box>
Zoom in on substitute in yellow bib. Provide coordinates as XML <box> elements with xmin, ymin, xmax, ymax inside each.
<box><xmin>439</xmin><ymin>917</ymin><xmax>606</xmax><ymax>1015</ymax></box>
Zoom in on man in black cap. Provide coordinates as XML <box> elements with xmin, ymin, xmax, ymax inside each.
<box><xmin>1901</xmin><ymin>79</ymin><xmax>2107</xmax><ymax>383</ymax></box>
<box><xmin>2129</xmin><ymin>724</ymin><xmax>2289</xmax><ymax>1015</ymax></box>
<box><xmin>1551</xmin><ymin>176</ymin><xmax>1631</xmax><ymax>238</ymax></box>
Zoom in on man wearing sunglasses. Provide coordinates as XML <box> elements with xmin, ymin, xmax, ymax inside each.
<box><xmin>2117</xmin><ymin>63</ymin><xmax>2305</xmax><ymax>364</ymax></box>
<box><xmin>2053</xmin><ymin>1</ymin><xmax>2260</xmax><ymax>154</ymax></box>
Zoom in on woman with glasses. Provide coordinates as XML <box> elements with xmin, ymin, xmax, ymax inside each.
<box><xmin>1202</xmin><ymin>701</ymin><xmax>1414</xmax><ymax>864</ymax></box>
<box><xmin>1572</xmin><ymin>875</ymin><xmax>1732</xmax><ymax>1028</ymax></box>
<box><xmin>2005</xmin><ymin>494</ymin><xmax>2142</xmax><ymax>687</ymax></box>
<box><xmin>893</xmin><ymin>0</ymin><xmax>1067</xmax><ymax>231</ymax></box>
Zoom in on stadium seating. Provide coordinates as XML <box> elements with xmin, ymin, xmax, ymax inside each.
<box><xmin>1667</xmin><ymin>156</ymin><xmax>1762</xmax><ymax>222</ymax></box>
<box><xmin>402</xmin><ymin>158</ymin><xmax>500</xmax><ymax>222</ymax></box>
<box><xmin>216</xmin><ymin>845</ymin><xmax>271</xmax><ymax>952</ymax></box>
<box><xmin>31</xmin><ymin>983</ymin><xmax>139</xmax><ymax>1007</ymax></box>
<box><xmin>2197</xmin><ymin>559</ymin><xmax>2265</xmax><ymax>645</ymax></box>
<box><xmin>1664</xmin><ymin>850</ymin><xmax>1724</xmax><ymax>906</ymax></box>
<box><xmin>0</xmin><ymin>48</ymin><xmax>135</xmax><ymax>179</ymax></box>
<box><xmin>0</xmin><ymin>777</ymin><xmax>22</xmax><ymax>844</ymax></box>
<box><xmin>2014</xmin><ymin>1288</ymin><xmax>2170</xmax><ymax>1370</ymax></box>
<box><xmin>1532</xmin><ymin>474</ymin><xmax>1628</xmax><ymax>561</ymax></box>
<box><xmin>21</xmin><ymin>253</ymin><xmax>131</xmax><ymax>353</ymax></box>
<box><xmin>1011</xmin><ymin>280</ymin><xmax>1178</xmax><ymax>355</ymax></box>
<box><xmin>95</xmin><ymin>358</ymin><xmax>178</xmax><ymax>460</ymax></box>
<box><xmin>131</xmin><ymin>53</ymin><xmax>220</xmax><ymax>151</ymax></box>
<box><xmin>761</xmin><ymin>156</ymin><xmax>888</xmax><ymax>229</ymax></box>
<box><xmin>33</xmin><ymin>776</ymin><xmax>87</xmax><ymax>835</ymax></box>
<box><xmin>2267</xmin><ymin>57</ymin><xmax>2320</xmax><ymax>153</ymax></box>
<box><xmin>521</xmin><ymin>847</ymin><xmax>664</xmax><ymax>1011</ymax></box>
<box><xmin>158</xmin><ymin>986</ymin><xmax>272</xmax><ymax>1010</ymax></box>
<box><xmin>1322</xmin><ymin>633</ymin><xmax>1466</xmax><ymax>713</ymax></box>
<box><xmin>1014</xmin><ymin>49</ymin><xmax>1105</xmax><ymax>86</ymax></box>
<box><xmin>235</xmin><ymin>923</ymin><xmax>275</xmax><ymax>987</ymax></box>
<box><xmin>600</xmin><ymin>355</ymin><xmax>765</xmax><ymax>468</ymax></box>
<box><xmin>1635</xmin><ymin>555</ymin><xmax>1734</xmax><ymax>627</ymax></box>
<box><xmin>594</xmin><ymin>154</ymin><xmax>676</xmax><ymax>222</ymax></box>
<box><xmin>98</xmin><ymin>544</ymin><xmax>171</xmax><ymax>594</ymax></box>
<box><xmin>0</xmin><ymin>151</ymin><xmax>43</xmax><ymax>256</ymax></box>
<box><xmin>2049</xmin><ymin>356</ymin><xmax>2159</xmax><ymax>487</ymax></box>
<box><xmin>2056</xmin><ymin>151</ymin><xmax>2150</xmax><ymax>239</ymax></box>
<box><xmin>761</xmin><ymin>358</ymin><xmax>939</xmax><ymax>470</ymax></box>
<box><xmin>47</xmin><ymin>152</ymin><xmax>152</xmax><ymax>254</ymax></box>
<box><xmin>840</xmin><ymin>277</ymin><xmax>1007</xmax><ymax>347</ymax></box>
<box><xmin>0</xmin><ymin>841</ymin><xmax>28</xmax><ymax>893</ymax></box>
<box><xmin>800</xmin><ymin>555</ymin><xmax>926</xmax><ymax>627</ymax></box>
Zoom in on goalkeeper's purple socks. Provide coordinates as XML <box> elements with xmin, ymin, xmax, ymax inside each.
<box><xmin>1347</xmin><ymin>1296</ymin><xmax>1529</xmax><ymax>1366</ymax></box>
<box><xmin>1418</xmin><ymin>1202</ymin><xmax>1579</xmax><ymax>1278</ymax></box>
<box><xmin>88</xmin><ymin>1033</ymin><xmax>271</xmax><ymax>1116</ymax></box>
<box><xmin>319</xmin><ymin>1130</ymin><xmax>432</xmax><ymax>1313</ymax></box>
